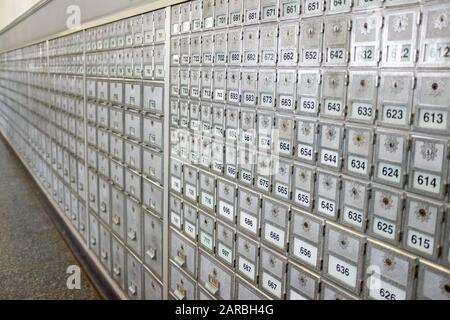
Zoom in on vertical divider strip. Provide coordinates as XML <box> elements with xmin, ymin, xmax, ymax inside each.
<box><xmin>162</xmin><ymin>5</ymin><xmax>172</xmax><ymax>300</ymax></box>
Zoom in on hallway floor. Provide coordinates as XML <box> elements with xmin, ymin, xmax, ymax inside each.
<box><xmin>0</xmin><ymin>136</ymin><xmax>99</xmax><ymax>300</ymax></box>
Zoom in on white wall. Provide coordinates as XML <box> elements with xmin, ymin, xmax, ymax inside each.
<box><xmin>0</xmin><ymin>0</ymin><xmax>42</xmax><ymax>31</ymax></box>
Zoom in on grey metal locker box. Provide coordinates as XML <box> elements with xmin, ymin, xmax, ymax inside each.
<box><xmin>86</xmin><ymin>79</ymin><xmax>96</xmax><ymax>100</ymax></box>
<box><xmin>299</xmin><ymin>17</ymin><xmax>323</xmax><ymax>67</ymax></box>
<box><xmin>413</xmin><ymin>72</ymin><xmax>450</xmax><ymax>136</ymax></box>
<box><xmin>290</xmin><ymin>209</ymin><xmax>325</xmax><ymax>272</ymax></box>
<box><xmin>347</xmin><ymin>70</ymin><xmax>378</xmax><ymax>124</ymax></box>
<box><xmin>212</xmin><ymin>104</ymin><xmax>225</xmax><ymax>139</ymax></box>
<box><xmin>408</xmin><ymin>136</ymin><xmax>448</xmax><ymax>200</ymax></box>
<box><xmin>215</xmin><ymin>221</ymin><xmax>236</xmax><ymax>268</ymax></box>
<box><xmin>125</xmin><ymin>168</ymin><xmax>142</xmax><ymax>202</ymax></box>
<box><xmin>170</xmin><ymin>157</ymin><xmax>183</xmax><ymax>195</ymax></box>
<box><xmin>278</xmin><ymin>22</ymin><xmax>299</xmax><ymax>67</ymax></box>
<box><xmin>70</xmin><ymin>194</ymin><xmax>79</xmax><ymax>230</ymax></box>
<box><xmin>227</xmin><ymin>69</ymin><xmax>241</xmax><ymax>105</ymax></box>
<box><xmin>183</xmin><ymin>164</ymin><xmax>198</xmax><ymax>204</ymax></box>
<box><xmin>143</xmin><ymin>12</ymin><xmax>154</xmax><ymax>45</ymax></box>
<box><xmin>210</xmin><ymin>140</ymin><xmax>224</xmax><ymax>175</ymax></box>
<box><xmin>57</xmin><ymin>144</ymin><xmax>64</xmax><ymax>177</ymax></box>
<box><xmin>124</xmin><ymin>49</ymin><xmax>134</xmax><ymax>77</ymax></box>
<box><xmin>202</xmin><ymin>0</ymin><xmax>215</xmax><ymax>29</ymax></box>
<box><xmin>279</xmin><ymin>0</ymin><xmax>300</xmax><ymax>20</ymax></box>
<box><xmin>144</xmin><ymin>268</ymin><xmax>163</xmax><ymax>300</ymax></box>
<box><xmin>87</xmin><ymin>146</ymin><xmax>98</xmax><ymax>170</ymax></box>
<box><xmin>419</xmin><ymin>3</ymin><xmax>450</xmax><ymax>68</ymax></box>
<box><xmin>339</xmin><ymin>177</ymin><xmax>370</xmax><ymax>233</ymax></box>
<box><xmin>272</xmin><ymin>158</ymin><xmax>293</xmax><ymax>202</ymax></box>
<box><xmin>297</xmin><ymin>70</ymin><xmax>321</xmax><ymax>117</ymax></box>
<box><xmin>190</xmin><ymin>35</ymin><xmax>201</xmax><ymax>66</ymax></box>
<box><xmin>382</xmin><ymin>7</ymin><xmax>420</xmax><ymax>68</ymax></box>
<box><xmin>373</xmin><ymin>129</ymin><xmax>409</xmax><ymax>189</ymax></box>
<box><xmin>320</xmin><ymin>70</ymin><xmax>347</xmax><ymax>120</ymax></box>
<box><xmin>99</xmin><ymin>223</ymin><xmax>112</xmax><ymax>273</ymax></box>
<box><xmin>225</xmin><ymin>106</ymin><xmax>239</xmax><ymax>146</ymax></box>
<box><xmin>276</xmin><ymin>69</ymin><xmax>297</xmax><ymax>113</ymax></box>
<box><xmin>124</xmin><ymin>110</ymin><xmax>142</xmax><ymax>142</ymax></box>
<box><xmin>259</xmin><ymin>246</ymin><xmax>287</xmax><ymax>300</ymax></box>
<box><xmin>240</xmin><ymin>108</ymin><xmax>257</xmax><ymax>148</ymax></box>
<box><xmin>237</xmin><ymin>187</ymin><xmax>261</xmax><ymax>237</ymax></box>
<box><xmin>191</xmin><ymin>69</ymin><xmax>202</xmax><ymax>101</ymax></box>
<box><xmin>171</xmin><ymin>67</ymin><xmax>180</xmax><ymax>96</ymax></box>
<box><xmin>287</xmin><ymin>264</ymin><xmax>320</xmax><ymax>300</ymax></box>
<box><xmin>224</xmin><ymin>144</ymin><xmax>238</xmax><ymax>180</ymax></box>
<box><xmin>227</xmin><ymin>28</ymin><xmax>242</xmax><ymax>66</ymax></box>
<box><xmin>109</xmin><ymin>106</ymin><xmax>124</xmax><ymax>135</ymax></box>
<box><xmin>402</xmin><ymin>195</ymin><xmax>444</xmax><ymax>261</ymax></box>
<box><xmin>257</xmin><ymin>111</ymin><xmax>274</xmax><ymax>155</ymax></box>
<box><xmin>124</xmin><ymin>82</ymin><xmax>142</xmax><ymax>109</ymax></box>
<box><xmin>171</xmin><ymin>5</ymin><xmax>181</xmax><ymax>35</ymax></box>
<box><xmin>241</xmin><ymin>69</ymin><xmax>258</xmax><ymax>107</ymax></box>
<box><xmin>143</xmin><ymin>115</ymin><xmax>164</xmax><ymax>150</ymax></box>
<box><xmin>79</xmin><ymin>202</ymin><xmax>88</xmax><ymax>243</ymax></box>
<box><xmin>142</xmin><ymin>147</ymin><xmax>163</xmax><ymax>185</ymax></box>
<box><xmin>314</xmin><ymin>170</ymin><xmax>341</xmax><ymax>221</ymax></box>
<box><xmin>364</xmin><ymin>240</ymin><xmax>417</xmax><ymax>300</ymax></box>
<box><xmin>169</xmin><ymin>229</ymin><xmax>197</xmax><ymax>277</ymax></box>
<box><xmin>170</xmin><ymin>194</ymin><xmax>183</xmax><ymax>231</ymax></box>
<box><xmin>111</xmin><ymin>236</ymin><xmax>126</xmax><ymax>290</ymax></box>
<box><xmin>98</xmin><ymin>176</ymin><xmax>111</xmax><ymax>225</ymax></box>
<box><xmin>216</xmin><ymin>178</ymin><xmax>237</xmax><ymax>225</ymax></box>
<box><xmin>97</xmin><ymin>104</ymin><xmax>109</xmax><ymax>129</ymax></box>
<box><xmin>126</xmin><ymin>251</ymin><xmax>143</xmax><ymax>300</ymax></box>
<box><xmin>320</xmin><ymin>280</ymin><xmax>359</xmax><ymax>300</ymax></box>
<box><xmin>292</xmin><ymin>163</ymin><xmax>316</xmax><ymax>211</ymax></box>
<box><xmin>255</xmin><ymin>152</ymin><xmax>273</xmax><ymax>195</ymax></box>
<box><xmin>179</xmin><ymin>99</ymin><xmax>189</xmax><ymax>130</ymax></box>
<box><xmin>377</xmin><ymin>71</ymin><xmax>414</xmax><ymax>130</ymax></box>
<box><xmin>142</xmin><ymin>178</ymin><xmax>163</xmax><ymax>217</ymax></box>
<box><xmin>261</xmin><ymin>196</ymin><xmax>290</xmax><ymax>252</ymax></box>
<box><xmin>63</xmin><ymin>185</ymin><xmax>71</xmax><ymax>218</ymax></box>
<box><xmin>229</xmin><ymin>0</ymin><xmax>243</xmax><ymax>27</ymax></box>
<box><xmin>416</xmin><ymin>261</ymin><xmax>450</xmax><ymax>300</ymax></box>
<box><xmin>110</xmin><ymin>81</ymin><xmax>124</xmax><ymax>106</ymax></box>
<box><xmin>170</xmin><ymin>99</ymin><xmax>180</xmax><ymax>127</ymax></box>
<box><xmin>126</xmin><ymin>197</ymin><xmax>143</xmax><ymax>256</ymax></box>
<box><xmin>368</xmin><ymin>185</ymin><xmax>404</xmax><ymax>245</ymax></box>
<box><xmin>143</xmin><ymin>47</ymin><xmax>154</xmax><ymax>79</ymax></box>
<box><xmin>201</xmin><ymin>34</ymin><xmax>214</xmax><ymax>67</ymax></box>
<box><xmin>198</xmin><ymin>251</ymin><xmax>234</xmax><ymax>300</ymax></box>
<box><xmin>199</xmin><ymin>170</ymin><xmax>216</xmax><ymax>213</ymax></box>
<box><xmin>323</xmin><ymin>15</ymin><xmax>350</xmax><ymax>66</ymax></box>
<box><xmin>323</xmin><ymin>224</ymin><xmax>366</xmax><ymax>294</ymax></box>
<box><xmin>171</xmin><ymin>37</ymin><xmax>180</xmax><ymax>65</ymax></box>
<box><xmin>350</xmin><ymin>12</ymin><xmax>382</xmax><ymax>67</ymax></box>
<box><xmin>143</xmin><ymin>210</ymin><xmax>163</xmax><ymax>279</ymax></box>
<box><xmin>213</xmin><ymin>68</ymin><xmax>227</xmax><ymax>103</ymax></box>
<box><xmin>111</xmin><ymin>159</ymin><xmax>125</xmax><ymax>190</ymax></box>
<box><xmin>214</xmin><ymin>30</ymin><xmax>228</xmax><ymax>65</ymax></box>
<box><xmin>133</xmin><ymin>48</ymin><xmax>143</xmax><ymax>78</ymax></box>
<box><xmin>169</xmin><ymin>262</ymin><xmax>196</xmax><ymax>300</ymax></box>
<box><xmin>111</xmin><ymin>186</ymin><xmax>126</xmax><ymax>241</ymax></box>
<box><xmin>317</xmin><ymin>121</ymin><xmax>344</xmax><ymax>172</ymax></box>
<box><xmin>88</xmin><ymin>169</ymin><xmax>99</xmax><ymax>214</ymax></box>
<box><xmin>238</xmin><ymin>146</ymin><xmax>256</xmax><ymax>186</ymax></box>
<box><xmin>110</xmin><ymin>133</ymin><xmax>124</xmax><ymax>162</ymax></box>
<box><xmin>124</xmin><ymin>140</ymin><xmax>142</xmax><ymax>172</ymax></box>
<box><xmin>97</xmin><ymin>128</ymin><xmax>110</xmax><ymax>154</ymax></box>
<box><xmin>274</xmin><ymin>114</ymin><xmax>294</xmax><ymax>158</ymax></box>
<box><xmin>189</xmin><ymin>102</ymin><xmax>200</xmax><ymax>134</ymax></box>
<box><xmin>143</xmin><ymin>84</ymin><xmax>164</xmax><ymax>115</ymax></box>
<box><xmin>236</xmin><ymin>277</ymin><xmax>268</xmax><ymax>300</ymax></box>
<box><xmin>89</xmin><ymin>213</ymin><xmax>100</xmax><ymax>257</ymax></box>
<box><xmin>154</xmin><ymin>44</ymin><xmax>166</xmax><ymax>80</ymax></box>
<box><xmin>77</xmin><ymin>161</ymin><xmax>86</xmax><ymax>200</ymax></box>
<box><xmin>179</xmin><ymin>37</ymin><xmax>190</xmax><ymax>65</ymax></box>
<box><xmin>97</xmin><ymin>80</ymin><xmax>109</xmax><ymax>103</ymax></box>
<box><xmin>259</xmin><ymin>24</ymin><xmax>278</xmax><ymax>67</ymax></box>
<box><xmin>183</xmin><ymin>202</ymin><xmax>198</xmax><ymax>242</ymax></box>
<box><xmin>69</xmin><ymin>155</ymin><xmax>78</xmax><ymax>191</ymax></box>
<box><xmin>190</xmin><ymin>0</ymin><xmax>203</xmax><ymax>32</ymax></box>
<box><xmin>236</xmin><ymin>233</ymin><xmax>259</xmax><ymax>284</ymax></box>
<box><xmin>199</xmin><ymin>211</ymin><xmax>215</xmax><ymax>253</ymax></box>
<box><xmin>200</xmin><ymin>137</ymin><xmax>213</xmax><ymax>170</ymax></box>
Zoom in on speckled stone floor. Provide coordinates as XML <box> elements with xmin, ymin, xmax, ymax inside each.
<box><xmin>0</xmin><ymin>137</ymin><xmax>100</xmax><ymax>300</ymax></box>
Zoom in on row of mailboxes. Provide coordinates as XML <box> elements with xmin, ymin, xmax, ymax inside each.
<box><xmin>170</xmin><ymin>125</ymin><xmax>450</xmax><ymax>202</ymax></box>
<box><xmin>166</xmin><ymin>194</ymin><xmax>449</xmax><ymax>299</ymax></box>
<box><xmin>169</xmin><ymin>4</ymin><xmax>450</xmax><ymax>69</ymax></box>
<box><xmin>169</xmin><ymin>163</ymin><xmax>450</xmax><ymax>265</ymax></box>
<box><xmin>171</xmin><ymin>1</ymin><xmax>448</xmax><ymax>34</ymax></box>
<box><xmin>169</xmin><ymin>69</ymin><xmax>450</xmax><ymax>135</ymax></box>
